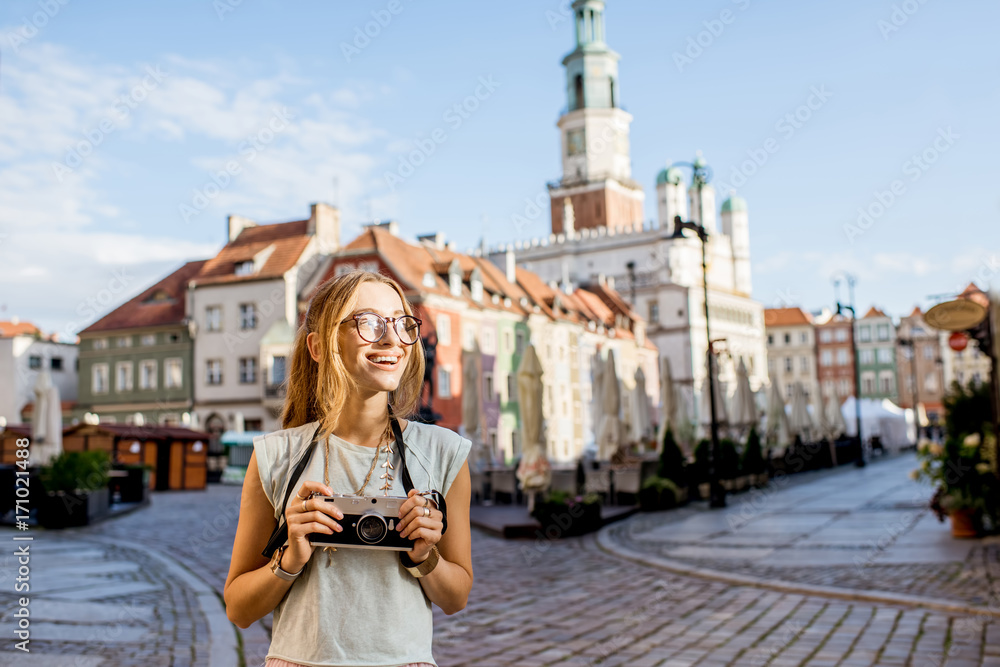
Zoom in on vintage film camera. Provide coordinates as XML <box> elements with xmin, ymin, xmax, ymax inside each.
<box><xmin>307</xmin><ymin>493</ymin><xmax>415</xmax><ymax>551</ymax></box>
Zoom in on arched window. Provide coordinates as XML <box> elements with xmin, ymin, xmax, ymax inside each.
<box><xmin>609</xmin><ymin>77</ymin><xmax>615</xmax><ymax>108</ymax></box>
<box><xmin>574</xmin><ymin>74</ymin><xmax>584</xmax><ymax>110</ymax></box>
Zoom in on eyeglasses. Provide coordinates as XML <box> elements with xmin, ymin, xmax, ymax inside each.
<box><xmin>342</xmin><ymin>312</ymin><xmax>422</xmax><ymax>345</ymax></box>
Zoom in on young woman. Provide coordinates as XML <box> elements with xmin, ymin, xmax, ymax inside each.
<box><xmin>224</xmin><ymin>270</ymin><xmax>473</xmax><ymax>667</ymax></box>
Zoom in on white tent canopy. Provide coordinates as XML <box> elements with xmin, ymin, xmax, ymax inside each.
<box><xmin>839</xmin><ymin>397</ymin><xmax>915</xmax><ymax>452</ymax></box>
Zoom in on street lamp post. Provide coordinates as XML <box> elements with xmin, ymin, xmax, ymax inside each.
<box><xmin>834</xmin><ymin>273</ymin><xmax>865</xmax><ymax>467</ymax></box>
<box><xmin>669</xmin><ymin>156</ymin><xmax>726</xmax><ymax>508</ymax></box>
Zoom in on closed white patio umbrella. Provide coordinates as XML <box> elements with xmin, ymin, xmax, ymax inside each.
<box><xmin>597</xmin><ymin>350</ymin><xmax>622</xmax><ymax>461</ymax></box>
<box><xmin>516</xmin><ymin>344</ymin><xmax>551</xmax><ymax>509</ymax></box>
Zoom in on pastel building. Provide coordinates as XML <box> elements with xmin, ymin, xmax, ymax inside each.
<box><xmin>814</xmin><ymin>313</ymin><xmax>856</xmax><ymax>404</ymax></box>
<box><xmin>764</xmin><ymin>307</ymin><xmax>818</xmax><ymax>402</ymax></box>
<box><xmin>895</xmin><ymin>307</ymin><xmax>946</xmax><ymax>423</ymax></box>
<box><xmin>855</xmin><ymin>307</ymin><xmax>898</xmax><ymax>401</ymax></box>
<box><xmin>0</xmin><ymin>320</ymin><xmax>78</xmax><ymax>425</ymax></box>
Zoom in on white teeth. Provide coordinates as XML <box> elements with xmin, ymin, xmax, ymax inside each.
<box><xmin>369</xmin><ymin>356</ymin><xmax>398</xmax><ymax>364</ymax></box>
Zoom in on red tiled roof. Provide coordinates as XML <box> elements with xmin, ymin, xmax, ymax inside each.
<box><xmin>194</xmin><ymin>220</ymin><xmax>312</xmax><ymax>286</ymax></box>
<box><xmin>959</xmin><ymin>282</ymin><xmax>988</xmax><ymax>307</ymax></box>
<box><xmin>0</xmin><ymin>320</ymin><xmax>41</xmax><ymax>337</ymax></box>
<box><xmin>764</xmin><ymin>307</ymin><xmax>812</xmax><ymax>327</ymax></box>
<box><xmin>862</xmin><ymin>306</ymin><xmax>888</xmax><ymax>319</ymax></box>
<box><xmin>909</xmin><ymin>306</ymin><xmax>923</xmax><ymax>317</ymax></box>
<box><xmin>81</xmin><ymin>260</ymin><xmax>207</xmax><ymax>334</ymax></box>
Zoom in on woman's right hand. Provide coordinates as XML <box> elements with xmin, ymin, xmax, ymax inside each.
<box><xmin>282</xmin><ymin>481</ymin><xmax>344</xmax><ymax>572</ymax></box>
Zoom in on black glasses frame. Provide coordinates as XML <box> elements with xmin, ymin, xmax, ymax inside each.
<box><xmin>341</xmin><ymin>312</ymin><xmax>422</xmax><ymax>345</ymax></box>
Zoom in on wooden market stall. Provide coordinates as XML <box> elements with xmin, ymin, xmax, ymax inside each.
<box><xmin>60</xmin><ymin>423</ymin><xmax>211</xmax><ymax>491</ymax></box>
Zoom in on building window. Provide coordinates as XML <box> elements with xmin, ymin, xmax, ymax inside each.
<box><xmin>168</xmin><ymin>332</ymin><xmax>180</xmax><ymax>343</ymax></box>
<box><xmin>767</xmin><ymin>334</ymin><xmax>774</xmax><ymax>346</ymax></box>
<box><xmin>838</xmin><ymin>379</ymin><xmax>850</xmax><ymax>396</ymax></box>
<box><xmin>783</xmin><ymin>333</ymin><xmax>791</xmax><ymax>344</ymax></box>
<box><xmin>648</xmin><ymin>301</ymin><xmax>659</xmax><ymax>324</ymax></box>
<box><xmin>923</xmin><ymin>345</ymin><xmax>934</xmax><ymax>360</ymax></box>
<box><xmin>879</xmin><ymin>374</ymin><xmax>894</xmax><ymax>394</ymax></box>
<box><xmin>206</xmin><ymin>306</ymin><xmax>222</xmax><ymax>332</ymax></box>
<box><xmin>820</xmin><ymin>350</ymin><xmax>832</xmax><ymax>367</ymax></box>
<box><xmin>239</xmin><ymin>303</ymin><xmax>257</xmax><ymax>330</ymax></box>
<box><xmin>859</xmin><ymin>326</ymin><xmax>871</xmax><ymax>342</ymax></box>
<box><xmin>800</xmin><ymin>356</ymin><xmax>809</xmax><ymax>372</ymax></box>
<box><xmin>244</xmin><ymin>418</ymin><xmax>263</xmax><ymax>432</ymax></box>
<box><xmin>819</xmin><ymin>330</ymin><xmax>832</xmax><ymax>343</ymax></box>
<box><xmin>483</xmin><ymin>372</ymin><xmax>494</xmax><ymax>400</ymax></box>
<box><xmin>823</xmin><ymin>380</ymin><xmax>834</xmax><ymax>396</ymax></box>
<box><xmin>925</xmin><ymin>372</ymin><xmax>937</xmax><ymax>392</ymax></box>
<box><xmin>360</xmin><ymin>261</ymin><xmax>378</xmax><ymax>273</ymax></box>
<box><xmin>272</xmin><ymin>355</ymin><xmax>287</xmax><ymax>384</ymax></box>
<box><xmin>783</xmin><ymin>357</ymin><xmax>792</xmax><ymax>373</ymax></box>
<box><xmin>335</xmin><ymin>263</ymin><xmax>355</xmax><ymax>277</ymax></box>
<box><xmin>449</xmin><ymin>271</ymin><xmax>462</xmax><ymax>297</ymax></box>
<box><xmin>836</xmin><ymin>349</ymin><xmax>849</xmax><ymax>366</ymax></box>
<box><xmin>482</xmin><ymin>329</ymin><xmax>495</xmax><ymax>355</ymax></box>
<box><xmin>464</xmin><ymin>324</ymin><xmax>477</xmax><ymax>350</ymax></box>
<box><xmin>786</xmin><ymin>384</ymin><xmax>794</xmax><ymax>399</ymax></box>
<box><xmin>139</xmin><ymin>360</ymin><xmax>157</xmax><ymax>390</ymax></box>
<box><xmin>206</xmin><ymin>359</ymin><xmax>223</xmax><ymax>385</ymax></box>
<box><xmin>235</xmin><ymin>260</ymin><xmax>254</xmax><ymax>276</ymax></box>
<box><xmin>835</xmin><ymin>328</ymin><xmax>848</xmax><ymax>342</ymax></box>
<box><xmin>504</xmin><ymin>330</ymin><xmax>512</xmax><ymax>353</ymax></box>
<box><xmin>141</xmin><ymin>334</ymin><xmax>156</xmax><ymax>346</ymax></box>
<box><xmin>165</xmin><ymin>358</ymin><xmax>183</xmax><ymax>389</ymax></box>
<box><xmin>862</xmin><ymin>374</ymin><xmax>875</xmax><ymax>394</ymax></box>
<box><xmin>50</xmin><ymin>357</ymin><xmax>63</xmax><ymax>371</ymax></box>
<box><xmin>116</xmin><ymin>336</ymin><xmax>132</xmax><ymax>348</ymax></box>
<box><xmin>902</xmin><ymin>346</ymin><xmax>913</xmax><ymax>360</ymax></box>
<box><xmin>858</xmin><ymin>349</ymin><xmax>873</xmax><ymax>365</ymax></box>
<box><xmin>877</xmin><ymin>324</ymin><xmax>890</xmax><ymax>341</ymax></box>
<box><xmin>436</xmin><ymin>315</ymin><xmax>451</xmax><ymax>345</ymax></box>
<box><xmin>239</xmin><ymin>357</ymin><xmax>257</xmax><ymax>384</ymax></box>
<box><xmin>516</xmin><ymin>330</ymin><xmax>525</xmax><ymax>355</ymax></box>
<box><xmin>507</xmin><ymin>374</ymin><xmax>516</xmax><ymax>402</ymax></box>
<box><xmin>28</xmin><ymin>355</ymin><xmax>42</xmax><ymax>370</ymax></box>
<box><xmin>92</xmin><ymin>363</ymin><xmax>109</xmax><ymax>394</ymax></box>
<box><xmin>115</xmin><ymin>361</ymin><xmax>134</xmax><ymax>392</ymax></box>
<box><xmin>800</xmin><ymin>332</ymin><xmax>808</xmax><ymax>344</ymax></box>
<box><xmin>437</xmin><ymin>366</ymin><xmax>452</xmax><ymax>398</ymax></box>
<box><xmin>877</xmin><ymin>348</ymin><xmax>893</xmax><ymax>364</ymax></box>
<box><xmin>93</xmin><ymin>338</ymin><xmax>108</xmax><ymax>350</ymax></box>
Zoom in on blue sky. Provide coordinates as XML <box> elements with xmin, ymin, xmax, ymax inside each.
<box><xmin>2</xmin><ymin>0</ymin><xmax>998</xmax><ymax>339</ymax></box>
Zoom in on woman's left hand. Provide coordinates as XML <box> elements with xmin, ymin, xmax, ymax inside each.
<box><xmin>397</xmin><ymin>489</ymin><xmax>443</xmax><ymax>563</ymax></box>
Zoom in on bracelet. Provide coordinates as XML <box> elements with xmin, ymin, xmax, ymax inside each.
<box><xmin>400</xmin><ymin>545</ymin><xmax>440</xmax><ymax>578</ymax></box>
<box><xmin>270</xmin><ymin>544</ymin><xmax>304</xmax><ymax>581</ymax></box>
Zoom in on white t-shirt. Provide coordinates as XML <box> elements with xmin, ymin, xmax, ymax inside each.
<box><xmin>253</xmin><ymin>420</ymin><xmax>471</xmax><ymax>667</ymax></box>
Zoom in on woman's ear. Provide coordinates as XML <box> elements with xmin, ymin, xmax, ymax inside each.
<box><xmin>306</xmin><ymin>332</ymin><xmax>323</xmax><ymax>363</ymax></box>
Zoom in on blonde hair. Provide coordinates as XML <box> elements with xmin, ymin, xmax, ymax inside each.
<box><xmin>282</xmin><ymin>270</ymin><xmax>425</xmax><ymax>439</ymax></box>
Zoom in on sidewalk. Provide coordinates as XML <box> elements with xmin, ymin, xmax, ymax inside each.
<box><xmin>601</xmin><ymin>451</ymin><xmax>1000</xmax><ymax>613</ymax></box>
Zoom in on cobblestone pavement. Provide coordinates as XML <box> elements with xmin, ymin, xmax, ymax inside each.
<box><xmin>21</xmin><ymin>456</ymin><xmax>998</xmax><ymax>666</ymax></box>
<box><xmin>0</xmin><ymin>537</ymin><xmax>212</xmax><ymax>666</ymax></box>
<box><xmin>604</xmin><ymin>453</ymin><xmax>1000</xmax><ymax>612</ymax></box>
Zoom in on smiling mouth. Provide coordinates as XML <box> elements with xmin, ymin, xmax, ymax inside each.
<box><xmin>367</xmin><ymin>354</ymin><xmax>401</xmax><ymax>367</ymax></box>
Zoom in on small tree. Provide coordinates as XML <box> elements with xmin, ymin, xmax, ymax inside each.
<box><xmin>944</xmin><ymin>381</ymin><xmax>992</xmax><ymax>442</ymax></box>
<box><xmin>657</xmin><ymin>426</ymin><xmax>688</xmax><ymax>488</ymax></box>
<box><xmin>742</xmin><ymin>426</ymin><xmax>766</xmax><ymax>476</ymax></box>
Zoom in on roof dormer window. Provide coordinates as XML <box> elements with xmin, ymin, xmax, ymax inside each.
<box><xmin>423</xmin><ymin>271</ymin><xmax>436</xmax><ymax>288</ymax></box>
<box><xmin>448</xmin><ymin>260</ymin><xmax>462</xmax><ymax>297</ymax></box>
<box><xmin>235</xmin><ymin>260</ymin><xmax>254</xmax><ymax>276</ymax></box>
<box><xmin>470</xmin><ymin>268</ymin><xmax>483</xmax><ymax>303</ymax></box>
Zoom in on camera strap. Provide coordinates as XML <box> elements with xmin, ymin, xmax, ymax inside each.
<box><xmin>389</xmin><ymin>405</ymin><xmax>448</xmax><ymax>538</ymax></box>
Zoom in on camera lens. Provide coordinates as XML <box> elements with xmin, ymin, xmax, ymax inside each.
<box><xmin>357</xmin><ymin>514</ymin><xmax>387</xmax><ymax>544</ymax></box>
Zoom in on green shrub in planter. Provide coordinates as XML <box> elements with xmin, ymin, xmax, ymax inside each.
<box><xmin>691</xmin><ymin>439</ymin><xmax>710</xmax><ymax>484</ymax></box>
<box><xmin>639</xmin><ymin>476</ymin><xmax>679</xmax><ymax>511</ymax></box>
<box><xmin>718</xmin><ymin>439</ymin><xmax>741</xmax><ymax>480</ymax></box>
<box><xmin>531</xmin><ymin>490</ymin><xmax>603</xmax><ymax>537</ymax></box>
<box><xmin>39</xmin><ymin>451</ymin><xmax>112</xmax><ymax>529</ymax></box>
<box><xmin>742</xmin><ymin>426</ymin><xmax>766</xmax><ymax>476</ymax></box>
<box><xmin>657</xmin><ymin>426</ymin><xmax>688</xmax><ymax>489</ymax></box>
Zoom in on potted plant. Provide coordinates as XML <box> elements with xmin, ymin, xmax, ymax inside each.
<box><xmin>39</xmin><ymin>451</ymin><xmax>112</xmax><ymax>528</ymax></box>
<box><xmin>742</xmin><ymin>426</ymin><xmax>768</xmax><ymax>487</ymax></box>
<box><xmin>913</xmin><ymin>432</ymin><xmax>996</xmax><ymax>538</ymax></box>
<box><xmin>531</xmin><ymin>490</ymin><xmax>603</xmax><ymax>537</ymax></box>
<box><xmin>639</xmin><ymin>476</ymin><xmax>679</xmax><ymax>511</ymax></box>
<box><xmin>657</xmin><ymin>426</ymin><xmax>688</xmax><ymax>503</ymax></box>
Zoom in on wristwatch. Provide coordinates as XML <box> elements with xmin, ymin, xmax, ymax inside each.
<box><xmin>270</xmin><ymin>544</ymin><xmax>304</xmax><ymax>581</ymax></box>
<box><xmin>400</xmin><ymin>545</ymin><xmax>440</xmax><ymax>578</ymax></box>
